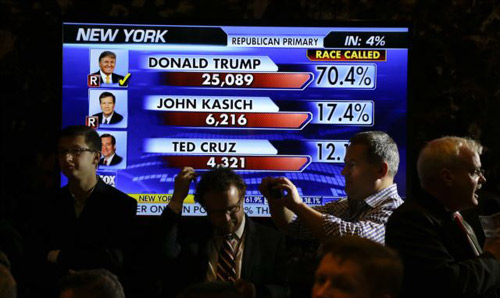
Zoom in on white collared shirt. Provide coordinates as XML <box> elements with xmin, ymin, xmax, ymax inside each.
<box><xmin>103</xmin><ymin>153</ymin><xmax>116</xmax><ymax>165</ymax></box>
<box><xmin>102</xmin><ymin>112</ymin><xmax>114</xmax><ymax>124</ymax></box>
<box><xmin>99</xmin><ymin>70</ymin><xmax>113</xmax><ymax>84</ymax></box>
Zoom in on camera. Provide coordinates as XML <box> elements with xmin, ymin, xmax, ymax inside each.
<box><xmin>268</xmin><ymin>184</ymin><xmax>283</xmax><ymax>199</ymax></box>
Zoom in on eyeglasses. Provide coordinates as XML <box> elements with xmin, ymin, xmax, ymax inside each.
<box><xmin>58</xmin><ymin>148</ymin><xmax>95</xmax><ymax>157</ymax></box>
<box><xmin>207</xmin><ymin>198</ymin><xmax>243</xmax><ymax>217</ymax></box>
<box><xmin>470</xmin><ymin>168</ymin><xmax>485</xmax><ymax>178</ymax></box>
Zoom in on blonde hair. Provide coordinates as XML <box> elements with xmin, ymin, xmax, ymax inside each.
<box><xmin>417</xmin><ymin>136</ymin><xmax>482</xmax><ymax>187</ymax></box>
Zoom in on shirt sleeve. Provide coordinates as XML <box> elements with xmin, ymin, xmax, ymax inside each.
<box><xmin>321</xmin><ymin>204</ymin><xmax>394</xmax><ymax>244</ymax></box>
<box><xmin>287</xmin><ymin>198</ymin><xmax>395</xmax><ymax>244</ymax></box>
<box><xmin>287</xmin><ymin>199</ymin><xmax>348</xmax><ymax>240</ymax></box>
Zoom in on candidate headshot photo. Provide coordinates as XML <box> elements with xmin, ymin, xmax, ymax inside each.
<box><xmin>100</xmin><ymin>134</ymin><xmax>122</xmax><ymax>166</ymax></box>
<box><xmin>89</xmin><ymin>89</ymin><xmax>128</xmax><ymax>129</ymax></box>
<box><xmin>90</xmin><ymin>49</ymin><xmax>129</xmax><ymax>87</ymax></box>
<box><xmin>94</xmin><ymin>92</ymin><xmax>123</xmax><ymax>124</ymax></box>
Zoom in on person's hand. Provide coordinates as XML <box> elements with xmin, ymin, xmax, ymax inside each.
<box><xmin>274</xmin><ymin>177</ymin><xmax>303</xmax><ymax>211</ymax></box>
<box><xmin>484</xmin><ymin>237</ymin><xmax>500</xmax><ymax>260</ymax></box>
<box><xmin>234</xmin><ymin>279</ymin><xmax>256</xmax><ymax>298</ymax></box>
<box><xmin>259</xmin><ymin>177</ymin><xmax>279</xmax><ymax>200</ymax></box>
<box><xmin>171</xmin><ymin>167</ymin><xmax>197</xmax><ymax>204</ymax></box>
<box><xmin>168</xmin><ymin>167</ymin><xmax>197</xmax><ymax>214</ymax></box>
<box><xmin>260</xmin><ymin>177</ymin><xmax>303</xmax><ymax>210</ymax></box>
<box><xmin>47</xmin><ymin>249</ymin><xmax>60</xmax><ymax>263</ymax></box>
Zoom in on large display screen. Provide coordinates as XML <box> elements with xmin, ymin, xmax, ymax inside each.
<box><xmin>62</xmin><ymin>23</ymin><xmax>408</xmax><ymax>216</ymax></box>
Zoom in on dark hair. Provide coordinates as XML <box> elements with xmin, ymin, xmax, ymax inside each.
<box><xmin>195</xmin><ymin>168</ymin><xmax>246</xmax><ymax>207</ymax></box>
<box><xmin>59</xmin><ymin>269</ymin><xmax>125</xmax><ymax>298</ymax></box>
<box><xmin>98</xmin><ymin>51</ymin><xmax>116</xmax><ymax>62</ymax></box>
<box><xmin>99</xmin><ymin>91</ymin><xmax>116</xmax><ymax>104</ymax></box>
<box><xmin>320</xmin><ymin>236</ymin><xmax>403</xmax><ymax>298</ymax></box>
<box><xmin>100</xmin><ymin>134</ymin><xmax>116</xmax><ymax>145</ymax></box>
<box><xmin>59</xmin><ymin>125</ymin><xmax>101</xmax><ymax>152</ymax></box>
<box><xmin>177</xmin><ymin>281</ymin><xmax>240</xmax><ymax>298</ymax></box>
<box><xmin>349</xmin><ymin>131</ymin><xmax>399</xmax><ymax>177</ymax></box>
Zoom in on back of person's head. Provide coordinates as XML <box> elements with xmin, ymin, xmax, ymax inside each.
<box><xmin>417</xmin><ymin>136</ymin><xmax>482</xmax><ymax>188</ymax></box>
<box><xmin>195</xmin><ymin>167</ymin><xmax>246</xmax><ymax>207</ymax></box>
<box><xmin>59</xmin><ymin>125</ymin><xmax>102</xmax><ymax>153</ymax></box>
<box><xmin>177</xmin><ymin>281</ymin><xmax>242</xmax><ymax>298</ymax></box>
<box><xmin>314</xmin><ymin>236</ymin><xmax>403</xmax><ymax>298</ymax></box>
<box><xmin>349</xmin><ymin>131</ymin><xmax>399</xmax><ymax>177</ymax></box>
<box><xmin>59</xmin><ymin>269</ymin><xmax>125</xmax><ymax>298</ymax></box>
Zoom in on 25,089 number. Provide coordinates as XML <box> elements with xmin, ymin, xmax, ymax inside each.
<box><xmin>201</xmin><ymin>73</ymin><xmax>254</xmax><ymax>87</ymax></box>
<box><xmin>207</xmin><ymin>157</ymin><xmax>246</xmax><ymax>169</ymax></box>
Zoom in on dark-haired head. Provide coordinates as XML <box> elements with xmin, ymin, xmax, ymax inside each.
<box><xmin>349</xmin><ymin>131</ymin><xmax>399</xmax><ymax>177</ymax></box>
<box><xmin>313</xmin><ymin>236</ymin><xmax>403</xmax><ymax>298</ymax></box>
<box><xmin>60</xmin><ymin>269</ymin><xmax>125</xmax><ymax>298</ymax></box>
<box><xmin>98</xmin><ymin>51</ymin><xmax>116</xmax><ymax>62</ymax></box>
<box><xmin>100</xmin><ymin>134</ymin><xmax>116</xmax><ymax>145</ymax></box>
<box><xmin>58</xmin><ymin>125</ymin><xmax>101</xmax><ymax>153</ymax></box>
<box><xmin>195</xmin><ymin>168</ymin><xmax>246</xmax><ymax>235</ymax></box>
<box><xmin>195</xmin><ymin>167</ymin><xmax>246</xmax><ymax>207</ymax></box>
<box><xmin>99</xmin><ymin>92</ymin><xmax>116</xmax><ymax>104</ymax></box>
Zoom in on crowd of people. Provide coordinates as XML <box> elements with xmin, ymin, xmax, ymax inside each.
<box><xmin>1</xmin><ymin>125</ymin><xmax>499</xmax><ymax>298</ymax></box>
<box><xmin>1</xmin><ymin>2</ymin><xmax>499</xmax><ymax>298</ymax></box>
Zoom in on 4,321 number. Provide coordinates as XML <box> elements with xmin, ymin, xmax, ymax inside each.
<box><xmin>207</xmin><ymin>157</ymin><xmax>246</xmax><ymax>169</ymax></box>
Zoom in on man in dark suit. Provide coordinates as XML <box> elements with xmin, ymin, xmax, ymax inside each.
<box><xmin>92</xmin><ymin>51</ymin><xmax>126</xmax><ymax>86</ymax></box>
<box><xmin>99</xmin><ymin>134</ymin><xmax>123</xmax><ymax>166</ymax></box>
<box><xmin>159</xmin><ymin>167</ymin><xmax>289</xmax><ymax>298</ymax></box>
<box><xmin>29</xmin><ymin>125</ymin><xmax>137</xmax><ymax>296</ymax></box>
<box><xmin>93</xmin><ymin>92</ymin><xmax>123</xmax><ymax>125</ymax></box>
<box><xmin>386</xmin><ymin>136</ymin><xmax>500</xmax><ymax>298</ymax></box>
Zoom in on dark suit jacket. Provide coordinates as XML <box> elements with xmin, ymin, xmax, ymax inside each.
<box><xmin>41</xmin><ymin>178</ymin><xmax>136</xmax><ymax>271</ymax></box>
<box><xmin>93</xmin><ymin>112</ymin><xmax>124</xmax><ymax>124</ymax></box>
<box><xmin>29</xmin><ymin>178</ymin><xmax>137</xmax><ymax>294</ymax></box>
<box><xmin>92</xmin><ymin>71</ymin><xmax>125</xmax><ymax>84</ymax></box>
<box><xmin>158</xmin><ymin>207</ymin><xmax>289</xmax><ymax>298</ymax></box>
<box><xmin>99</xmin><ymin>154</ymin><xmax>123</xmax><ymax>166</ymax></box>
<box><xmin>386</xmin><ymin>193</ymin><xmax>500</xmax><ymax>298</ymax></box>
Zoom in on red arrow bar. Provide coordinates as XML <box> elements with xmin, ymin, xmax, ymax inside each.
<box><xmin>163</xmin><ymin>156</ymin><xmax>311</xmax><ymax>171</ymax></box>
<box><xmin>161</xmin><ymin>112</ymin><xmax>311</xmax><ymax>129</ymax></box>
<box><xmin>162</xmin><ymin>72</ymin><xmax>312</xmax><ymax>89</ymax></box>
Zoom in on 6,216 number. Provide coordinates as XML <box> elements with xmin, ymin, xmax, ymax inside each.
<box><xmin>206</xmin><ymin>114</ymin><xmax>248</xmax><ymax>127</ymax></box>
